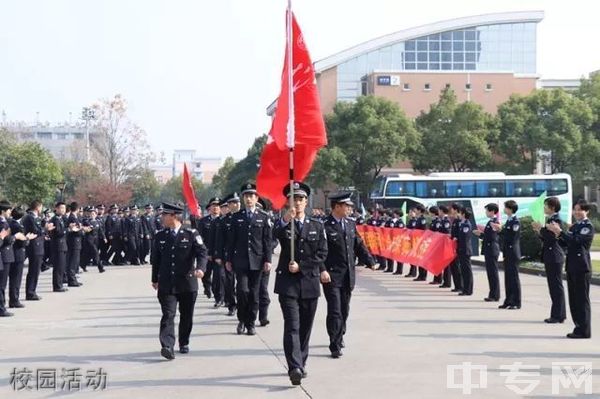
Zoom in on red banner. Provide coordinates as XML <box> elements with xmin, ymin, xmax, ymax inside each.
<box><xmin>357</xmin><ymin>226</ymin><xmax>457</xmax><ymax>276</ymax></box>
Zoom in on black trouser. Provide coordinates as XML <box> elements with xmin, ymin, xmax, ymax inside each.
<box><xmin>210</xmin><ymin>261</ymin><xmax>225</xmax><ymax>303</ymax></box>
<box><xmin>279</xmin><ymin>295</ymin><xmax>318</xmax><ymax>372</ymax></box>
<box><xmin>81</xmin><ymin>242</ymin><xmax>101</xmax><ymax>270</ymax></box>
<box><xmin>503</xmin><ymin>255</ymin><xmax>521</xmax><ymax>307</ymax></box>
<box><xmin>432</xmin><ymin>273</ymin><xmax>442</xmax><ymax>284</ymax></box>
<box><xmin>459</xmin><ymin>254</ymin><xmax>473</xmax><ymax>295</ymax></box>
<box><xmin>109</xmin><ymin>237</ymin><xmax>125</xmax><ymax>264</ymax></box>
<box><xmin>544</xmin><ymin>262</ymin><xmax>566</xmax><ymax>320</ymax></box>
<box><xmin>201</xmin><ymin>262</ymin><xmax>214</xmax><ymax>296</ymax></box>
<box><xmin>157</xmin><ymin>290</ymin><xmax>198</xmax><ymax>349</ymax></box>
<box><xmin>450</xmin><ymin>259</ymin><xmax>463</xmax><ymax>290</ymax></box>
<box><xmin>394</xmin><ymin>261</ymin><xmax>404</xmax><ymax>274</ymax></box>
<box><xmin>25</xmin><ymin>253</ymin><xmax>43</xmax><ymax>297</ymax></box>
<box><xmin>99</xmin><ymin>238</ymin><xmax>110</xmax><ymax>263</ymax></box>
<box><xmin>142</xmin><ymin>238</ymin><xmax>152</xmax><ymax>264</ymax></box>
<box><xmin>323</xmin><ymin>283</ymin><xmax>351</xmax><ymax>353</ymax></box>
<box><xmin>259</xmin><ymin>271</ymin><xmax>271</xmax><ymax>322</ymax></box>
<box><xmin>567</xmin><ymin>271</ymin><xmax>591</xmax><ymax>337</ymax></box>
<box><xmin>406</xmin><ymin>265</ymin><xmax>417</xmax><ymax>276</ymax></box>
<box><xmin>484</xmin><ymin>253</ymin><xmax>500</xmax><ymax>300</ymax></box>
<box><xmin>9</xmin><ymin>258</ymin><xmax>24</xmax><ymax>305</ymax></box>
<box><xmin>224</xmin><ymin>268</ymin><xmax>236</xmax><ymax>310</ymax></box>
<box><xmin>51</xmin><ymin>250</ymin><xmax>67</xmax><ymax>291</ymax></box>
<box><xmin>136</xmin><ymin>238</ymin><xmax>145</xmax><ymax>264</ymax></box>
<box><xmin>441</xmin><ymin>265</ymin><xmax>452</xmax><ymax>286</ymax></box>
<box><xmin>125</xmin><ymin>237</ymin><xmax>139</xmax><ymax>264</ymax></box>
<box><xmin>385</xmin><ymin>258</ymin><xmax>394</xmax><ymax>272</ymax></box>
<box><xmin>417</xmin><ymin>267</ymin><xmax>428</xmax><ymax>280</ymax></box>
<box><xmin>0</xmin><ymin>263</ymin><xmax>10</xmax><ymax>311</ymax></box>
<box><xmin>236</xmin><ymin>269</ymin><xmax>262</xmax><ymax>328</ymax></box>
<box><xmin>66</xmin><ymin>247</ymin><xmax>80</xmax><ymax>284</ymax></box>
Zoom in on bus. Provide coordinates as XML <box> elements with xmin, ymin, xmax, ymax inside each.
<box><xmin>370</xmin><ymin>172</ymin><xmax>573</xmax><ymax>225</ymax></box>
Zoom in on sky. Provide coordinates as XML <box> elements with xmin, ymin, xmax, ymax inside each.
<box><xmin>1</xmin><ymin>0</ymin><xmax>599</xmax><ymax>161</ymax></box>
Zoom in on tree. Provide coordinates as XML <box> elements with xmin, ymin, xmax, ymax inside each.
<box><xmin>576</xmin><ymin>71</ymin><xmax>600</xmax><ymax>136</ymax></box>
<box><xmin>0</xmin><ymin>142</ymin><xmax>62</xmax><ymax>205</ymax></box>
<box><xmin>306</xmin><ymin>147</ymin><xmax>350</xmax><ymax>190</ymax></box>
<box><xmin>325</xmin><ymin>96</ymin><xmax>418</xmax><ymax>197</ymax></box>
<box><xmin>159</xmin><ymin>176</ymin><xmax>216</xmax><ymax>210</ymax></box>
<box><xmin>496</xmin><ymin>89</ymin><xmax>595</xmax><ymax>175</ymax></box>
<box><xmin>59</xmin><ymin>160</ymin><xmax>102</xmax><ymax>200</ymax></box>
<box><xmin>125</xmin><ymin>167</ymin><xmax>161</xmax><ymax>206</ymax></box>
<box><xmin>411</xmin><ymin>88</ymin><xmax>496</xmax><ymax>172</ymax></box>
<box><xmin>212</xmin><ymin>156</ymin><xmax>236</xmax><ymax>193</ymax></box>
<box><xmin>91</xmin><ymin>94</ymin><xmax>155</xmax><ymax>185</ymax></box>
<box><xmin>73</xmin><ymin>179</ymin><xmax>132</xmax><ymax>206</ymax></box>
<box><xmin>223</xmin><ymin>135</ymin><xmax>268</xmax><ymax>194</ymax></box>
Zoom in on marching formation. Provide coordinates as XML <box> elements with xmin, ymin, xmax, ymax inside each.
<box><xmin>359</xmin><ymin>197</ymin><xmax>595</xmax><ymax>340</ymax></box>
<box><xmin>0</xmin><ymin>200</ymin><xmax>164</xmax><ymax>317</ymax></box>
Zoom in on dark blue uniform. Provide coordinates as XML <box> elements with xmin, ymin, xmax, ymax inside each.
<box><xmin>457</xmin><ymin>219</ymin><xmax>473</xmax><ymax>295</ymax></box>
<box><xmin>405</xmin><ymin>217</ymin><xmax>418</xmax><ymax>277</ymax></box>
<box><xmin>196</xmin><ymin>214</ymin><xmax>221</xmax><ymax>302</ymax></box>
<box><xmin>0</xmin><ymin>216</ymin><xmax>15</xmax><ymax>313</ymax></box>
<box><xmin>66</xmin><ymin>213</ymin><xmax>83</xmax><ymax>285</ymax></box>
<box><xmin>23</xmin><ymin>211</ymin><xmax>45</xmax><ymax>299</ymax></box>
<box><xmin>449</xmin><ymin>218</ymin><xmax>463</xmax><ymax>291</ymax></box>
<box><xmin>500</xmin><ymin>216</ymin><xmax>522</xmax><ymax>308</ymax></box>
<box><xmin>415</xmin><ymin>215</ymin><xmax>429</xmax><ymax>281</ymax></box>
<box><xmin>560</xmin><ymin>219</ymin><xmax>594</xmax><ymax>337</ymax></box>
<box><xmin>540</xmin><ymin>213</ymin><xmax>566</xmax><ymax>321</ymax></box>
<box><xmin>439</xmin><ymin>216</ymin><xmax>453</xmax><ymax>287</ymax></box>
<box><xmin>8</xmin><ymin>218</ymin><xmax>28</xmax><ymax>307</ymax></box>
<box><xmin>430</xmin><ymin>217</ymin><xmax>443</xmax><ymax>284</ymax></box>
<box><xmin>49</xmin><ymin>214</ymin><xmax>68</xmax><ymax>292</ymax></box>
<box><xmin>480</xmin><ymin>218</ymin><xmax>500</xmax><ymax>301</ymax></box>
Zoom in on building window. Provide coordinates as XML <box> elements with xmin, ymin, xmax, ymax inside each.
<box><xmin>424</xmin><ymin>83</ymin><xmax>431</xmax><ymax>91</ymax></box>
<box><xmin>56</xmin><ymin>133</ymin><xmax>68</xmax><ymax>140</ymax></box>
<box><xmin>485</xmin><ymin>83</ymin><xmax>493</xmax><ymax>91</ymax></box>
<box><xmin>72</xmin><ymin>133</ymin><xmax>84</xmax><ymax>140</ymax></box>
<box><xmin>465</xmin><ymin>83</ymin><xmax>472</xmax><ymax>91</ymax></box>
<box><xmin>403</xmin><ymin>83</ymin><xmax>411</xmax><ymax>91</ymax></box>
<box><xmin>36</xmin><ymin>132</ymin><xmax>52</xmax><ymax>140</ymax></box>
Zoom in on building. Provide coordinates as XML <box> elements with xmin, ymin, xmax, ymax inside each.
<box><xmin>0</xmin><ymin>120</ymin><xmax>99</xmax><ymax>161</ymax></box>
<box><xmin>268</xmin><ymin>11</ymin><xmax>544</xmax><ymax>118</ymax></box>
<box><xmin>152</xmin><ymin>150</ymin><xmax>224</xmax><ymax>185</ymax></box>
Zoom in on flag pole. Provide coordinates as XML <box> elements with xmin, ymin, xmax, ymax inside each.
<box><xmin>287</xmin><ymin>0</ymin><xmax>296</xmax><ymax>261</ymax></box>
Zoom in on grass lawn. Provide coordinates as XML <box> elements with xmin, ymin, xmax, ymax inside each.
<box><xmin>592</xmin><ymin>234</ymin><xmax>600</xmax><ymax>251</ymax></box>
<box><xmin>593</xmin><ymin>260</ymin><xmax>600</xmax><ymax>274</ymax></box>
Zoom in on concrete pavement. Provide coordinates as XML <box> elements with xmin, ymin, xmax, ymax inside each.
<box><xmin>1</xmin><ymin>259</ymin><xmax>600</xmax><ymax>398</ymax></box>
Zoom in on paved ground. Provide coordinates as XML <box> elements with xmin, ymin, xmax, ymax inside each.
<box><xmin>1</xmin><ymin>258</ymin><xmax>600</xmax><ymax>399</ymax></box>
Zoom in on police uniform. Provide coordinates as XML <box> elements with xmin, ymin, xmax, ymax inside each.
<box><xmin>197</xmin><ymin>197</ymin><xmax>223</xmax><ymax>305</ymax></box>
<box><xmin>430</xmin><ymin>216</ymin><xmax>443</xmax><ymax>284</ymax></box>
<box><xmin>0</xmin><ymin>202</ymin><xmax>16</xmax><ymax>316</ymax></box>
<box><xmin>105</xmin><ymin>205</ymin><xmax>124</xmax><ymax>265</ymax></box>
<box><xmin>383</xmin><ymin>215</ymin><xmax>397</xmax><ymax>273</ymax></box>
<box><xmin>499</xmin><ymin>215</ymin><xmax>522</xmax><ymax>309</ymax></box>
<box><xmin>215</xmin><ymin>194</ymin><xmax>240</xmax><ymax>316</ymax></box>
<box><xmin>540</xmin><ymin>213</ymin><xmax>566</xmax><ymax>322</ymax></box>
<box><xmin>415</xmin><ymin>214</ymin><xmax>429</xmax><ymax>281</ymax></box>
<box><xmin>273</xmin><ymin>182</ymin><xmax>327</xmax><ymax>385</ymax></box>
<box><xmin>257</xmin><ymin>198</ymin><xmax>273</xmax><ymax>326</ymax></box>
<box><xmin>48</xmin><ymin>210</ymin><xmax>68</xmax><ymax>292</ymax></box>
<box><xmin>438</xmin><ymin>216</ymin><xmax>453</xmax><ymax>288</ymax></box>
<box><xmin>449</xmin><ymin>217</ymin><xmax>464</xmax><ymax>291</ymax></box>
<box><xmin>480</xmin><ymin>217</ymin><xmax>500</xmax><ymax>301</ymax></box>
<box><xmin>404</xmin><ymin>217</ymin><xmax>419</xmax><ymax>278</ymax></box>
<box><xmin>8</xmin><ymin>212</ymin><xmax>28</xmax><ymax>308</ymax></box>
<box><xmin>23</xmin><ymin>209</ymin><xmax>45</xmax><ymax>300</ymax></box>
<box><xmin>151</xmin><ymin>202</ymin><xmax>208</xmax><ymax>359</ymax></box>
<box><xmin>225</xmin><ymin>184</ymin><xmax>273</xmax><ymax>335</ymax></box>
<box><xmin>140</xmin><ymin>205</ymin><xmax>156</xmax><ymax>264</ymax></box>
<box><xmin>323</xmin><ymin>192</ymin><xmax>374</xmax><ymax>357</ymax></box>
<box><xmin>124</xmin><ymin>205</ymin><xmax>143</xmax><ymax>265</ymax></box>
<box><xmin>81</xmin><ymin>207</ymin><xmax>105</xmax><ymax>273</ymax></box>
<box><xmin>457</xmin><ymin>218</ymin><xmax>473</xmax><ymax>295</ymax></box>
<box><xmin>391</xmin><ymin>217</ymin><xmax>406</xmax><ymax>275</ymax></box>
<box><xmin>96</xmin><ymin>205</ymin><xmax>109</xmax><ymax>265</ymax></box>
<box><xmin>560</xmin><ymin>218</ymin><xmax>594</xmax><ymax>338</ymax></box>
<box><xmin>66</xmin><ymin>207</ymin><xmax>83</xmax><ymax>286</ymax></box>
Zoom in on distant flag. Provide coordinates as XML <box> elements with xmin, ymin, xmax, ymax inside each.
<box><xmin>182</xmin><ymin>163</ymin><xmax>200</xmax><ymax>217</ymax></box>
<box><xmin>361</xmin><ymin>203</ymin><xmax>367</xmax><ymax>218</ymax></box>
<box><xmin>530</xmin><ymin>191</ymin><xmax>547</xmax><ymax>224</ymax></box>
<box><xmin>401</xmin><ymin>201</ymin><xmax>407</xmax><ymax>226</ymax></box>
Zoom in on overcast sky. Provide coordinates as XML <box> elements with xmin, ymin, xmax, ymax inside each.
<box><xmin>1</xmin><ymin>0</ymin><xmax>598</xmax><ymax>160</ymax></box>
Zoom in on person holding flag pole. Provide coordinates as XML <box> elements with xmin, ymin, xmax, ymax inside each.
<box><xmin>256</xmin><ymin>0</ymin><xmax>327</xmax><ymax>385</ymax></box>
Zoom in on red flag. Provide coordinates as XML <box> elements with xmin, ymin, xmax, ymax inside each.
<box><xmin>256</xmin><ymin>11</ymin><xmax>327</xmax><ymax>209</ymax></box>
<box><xmin>182</xmin><ymin>163</ymin><xmax>200</xmax><ymax>217</ymax></box>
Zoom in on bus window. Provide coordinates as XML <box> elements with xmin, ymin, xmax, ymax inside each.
<box><xmin>371</xmin><ymin>176</ymin><xmax>386</xmax><ymax>197</ymax></box>
<box><xmin>546</xmin><ymin>179</ymin><xmax>568</xmax><ymax>195</ymax></box>
<box><xmin>506</xmin><ymin>180</ymin><xmax>545</xmax><ymax>197</ymax></box>
<box><xmin>385</xmin><ymin>181</ymin><xmax>416</xmax><ymax>196</ymax></box>
<box><xmin>475</xmin><ymin>180</ymin><xmax>505</xmax><ymax>197</ymax></box>
<box><xmin>416</xmin><ymin>182</ymin><xmax>428</xmax><ymax>197</ymax></box>
<box><xmin>445</xmin><ymin>181</ymin><xmax>475</xmax><ymax>197</ymax></box>
<box><xmin>427</xmin><ymin>181</ymin><xmax>445</xmax><ymax>197</ymax></box>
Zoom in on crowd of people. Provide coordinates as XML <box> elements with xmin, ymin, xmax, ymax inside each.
<box><xmin>0</xmin><ymin>200</ymin><xmax>164</xmax><ymax>316</ymax></box>
<box><xmin>358</xmin><ymin>197</ymin><xmax>595</xmax><ymax>340</ymax></box>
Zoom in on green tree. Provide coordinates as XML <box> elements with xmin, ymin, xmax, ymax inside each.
<box><xmin>212</xmin><ymin>156</ymin><xmax>236</xmax><ymax>193</ymax></box>
<box><xmin>125</xmin><ymin>167</ymin><xmax>161</xmax><ymax>205</ymax></box>
<box><xmin>576</xmin><ymin>71</ymin><xmax>600</xmax><ymax>136</ymax></box>
<box><xmin>0</xmin><ymin>142</ymin><xmax>62</xmax><ymax>204</ymax></box>
<box><xmin>159</xmin><ymin>176</ymin><xmax>216</xmax><ymax>211</ymax></box>
<box><xmin>496</xmin><ymin>89</ymin><xmax>595</xmax><ymax>175</ymax></box>
<box><xmin>223</xmin><ymin>135</ymin><xmax>267</xmax><ymax>194</ymax></box>
<box><xmin>59</xmin><ymin>160</ymin><xmax>102</xmax><ymax>199</ymax></box>
<box><xmin>411</xmin><ymin>88</ymin><xmax>496</xmax><ymax>172</ymax></box>
<box><xmin>325</xmin><ymin>96</ymin><xmax>418</xmax><ymax>196</ymax></box>
<box><xmin>306</xmin><ymin>147</ymin><xmax>350</xmax><ymax>190</ymax></box>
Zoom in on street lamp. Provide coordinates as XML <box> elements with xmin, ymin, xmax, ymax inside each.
<box><xmin>81</xmin><ymin>107</ymin><xmax>96</xmax><ymax>162</ymax></box>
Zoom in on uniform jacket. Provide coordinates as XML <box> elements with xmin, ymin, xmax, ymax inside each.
<box><xmin>560</xmin><ymin>219</ymin><xmax>594</xmax><ymax>273</ymax></box>
<box><xmin>480</xmin><ymin>218</ymin><xmax>500</xmax><ymax>258</ymax></box>
<box><xmin>539</xmin><ymin>213</ymin><xmax>565</xmax><ymax>265</ymax></box>
<box><xmin>22</xmin><ymin>212</ymin><xmax>45</xmax><ymax>257</ymax></box>
<box><xmin>225</xmin><ymin>208</ymin><xmax>273</xmax><ymax>271</ymax></box>
<box><xmin>500</xmin><ymin>216</ymin><xmax>521</xmax><ymax>260</ymax></box>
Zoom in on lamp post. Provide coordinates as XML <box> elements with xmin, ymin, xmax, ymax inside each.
<box><xmin>81</xmin><ymin>107</ymin><xmax>96</xmax><ymax>162</ymax></box>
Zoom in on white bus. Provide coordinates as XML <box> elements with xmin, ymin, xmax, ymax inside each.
<box><xmin>370</xmin><ymin>172</ymin><xmax>573</xmax><ymax>225</ymax></box>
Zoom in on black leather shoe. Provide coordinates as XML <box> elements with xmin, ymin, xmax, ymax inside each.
<box><xmin>9</xmin><ymin>302</ymin><xmax>25</xmax><ymax>308</ymax></box>
<box><xmin>0</xmin><ymin>310</ymin><xmax>14</xmax><ymax>317</ymax></box>
<box><xmin>331</xmin><ymin>350</ymin><xmax>343</xmax><ymax>359</ymax></box>
<box><xmin>484</xmin><ymin>298</ymin><xmax>499</xmax><ymax>302</ymax></box>
<box><xmin>392</xmin><ymin>271</ymin><xmax>402</xmax><ymax>275</ymax></box>
<box><xmin>25</xmin><ymin>294</ymin><xmax>41</xmax><ymax>301</ymax></box>
<box><xmin>68</xmin><ymin>282</ymin><xmax>83</xmax><ymax>287</ymax></box>
<box><xmin>439</xmin><ymin>285</ymin><xmax>451</xmax><ymax>288</ymax></box>
<box><xmin>507</xmin><ymin>305</ymin><xmax>521</xmax><ymax>310</ymax></box>
<box><xmin>161</xmin><ymin>347</ymin><xmax>175</xmax><ymax>360</ymax></box>
<box><xmin>237</xmin><ymin>322</ymin><xmax>245</xmax><ymax>335</ymax></box>
<box><xmin>458</xmin><ymin>292</ymin><xmax>471</xmax><ymax>296</ymax></box>
<box><xmin>260</xmin><ymin>319</ymin><xmax>270</xmax><ymax>327</ymax></box>
<box><xmin>246</xmin><ymin>326</ymin><xmax>256</xmax><ymax>336</ymax></box>
<box><xmin>301</xmin><ymin>369</ymin><xmax>308</xmax><ymax>378</ymax></box>
<box><xmin>544</xmin><ymin>318</ymin><xmax>564</xmax><ymax>324</ymax></box>
<box><xmin>227</xmin><ymin>308</ymin><xmax>236</xmax><ymax>316</ymax></box>
<box><xmin>567</xmin><ymin>332</ymin><xmax>590</xmax><ymax>339</ymax></box>
<box><xmin>214</xmin><ymin>301</ymin><xmax>223</xmax><ymax>309</ymax></box>
<box><xmin>41</xmin><ymin>264</ymin><xmax>51</xmax><ymax>272</ymax></box>
<box><xmin>204</xmin><ymin>288</ymin><xmax>212</xmax><ymax>299</ymax></box>
<box><xmin>451</xmin><ymin>288</ymin><xmax>462</xmax><ymax>292</ymax></box>
<box><xmin>289</xmin><ymin>368</ymin><xmax>303</xmax><ymax>386</ymax></box>
<box><xmin>429</xmin><ymin>281</ymin><xmax>439</xmax><ymax>285</ymax></box>
<box><xmin>179</xmin><ymin>345</ymin><xmax>189</xmax><ymax>354</ymax></box>
<box><xmin>81</xmin><ymin>266</ymin><xmax>88</xmax><ymax>272</ymax></box>
<box><xmin>99</xmin><ymin>267</ymin><xmax>106</xmax><ymax>273</ymax></box>
<box><xmin>53</xmin><ymin>288</ymin><xmax>68</xmax><ymax>292</ymax></box>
